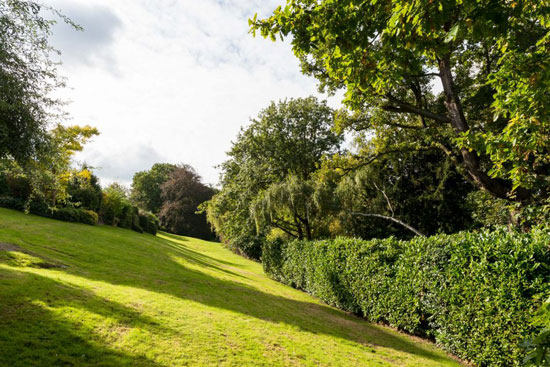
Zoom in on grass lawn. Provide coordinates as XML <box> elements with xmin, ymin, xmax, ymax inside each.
<box><xmin>0</xmin><ymin>208</ymin><xmax>462</xmax><ymax>366</ymax></box>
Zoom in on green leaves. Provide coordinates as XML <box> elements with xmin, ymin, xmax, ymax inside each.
<box><xmin>264</xmin><ymin>227</ymin><xmax>550</xmax><ymax>366</ymax></box>
<box><xmin>251</xmin><ymin>0</ymin><xmax>550</xmax><ymax>204</ymax></box>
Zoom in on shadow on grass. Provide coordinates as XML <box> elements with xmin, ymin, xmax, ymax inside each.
<box><xmin>39</xmin><ymin>234</ymin><xmax>456</xmax><ymax>365</ymax></box>
<box><xmin>0</xmin><ymin>267</ymin><xmax>164</xmax><ymax>367</ymax></box>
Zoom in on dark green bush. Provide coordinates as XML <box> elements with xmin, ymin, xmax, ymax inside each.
<box><xmin>29</xmin><ymin>199</ymin><xmax>51</xmax><ymax>217</ymax></box>
<box><xmin>50</xmin><ymin>207</ymin><xmax>98</xmax><ymax>225</ymax></box>
<box><xmin>0</xmin><ymin>196</ymin><xmax>25</xmax><ymax>211</ymax></box>
<box><xmin>138</xmin><ymin>211</ymin><xmax>159</xmax><ymax>235</ymax></box>
<box><xmin>263</xmin><ymin>228</ymin><xmax>550</xmax><ymax>366</ymax></box>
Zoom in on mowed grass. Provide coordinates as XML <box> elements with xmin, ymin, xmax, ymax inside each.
<box><xmin>0</xmin><ymin>208</ymin><xmax>462</xmax><ymax>367</ymax></box>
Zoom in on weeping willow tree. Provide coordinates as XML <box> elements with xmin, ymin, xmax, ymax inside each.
<box><xmin>251</xmin><ymin>175</ymin><xmax>336</xmax><ymax>241</ymax></box>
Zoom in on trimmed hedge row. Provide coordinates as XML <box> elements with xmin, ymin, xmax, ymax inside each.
<box><xmin>0</xmin><ymin>195</ymin><xmax>159</xmax><ymax>234</ymax></box>
<box><xmin>262</xmin><ymin>228</ymin><xmax>550</xmax><ymax>366</ymax></box>
<box><xmin>0</xmin><ymin>197</ymin><xmax>99</xmax><ymax>225</ymax></box>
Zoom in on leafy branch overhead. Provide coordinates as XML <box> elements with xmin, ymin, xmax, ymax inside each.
<box><xmin>250</xmin><ymin>0</ymin><xmax>550</xmax><ymax>203</ymax></box>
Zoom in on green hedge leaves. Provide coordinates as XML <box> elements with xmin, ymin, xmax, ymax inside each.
<box><xmin>262</xmin><ymin>228</ymin><xmax>550</xmax><ymax>366</ymax></box>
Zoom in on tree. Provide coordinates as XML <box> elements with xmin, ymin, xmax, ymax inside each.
<box><xmin>334</xmin><ymin>148</ymin><xmax>475</xmax><ymax>239</ymax></box>
<box><xmin>131</xmin><ymin>163</ymin><xmax>177</xmax><ymax>214</ymax></box>
<box><xmin>251</xmin><ymin>0</ymin><xmax>550</xmax><ymax>204</ymax></box>
<box><xmin>1</xmin><ymin>124</ymin><xmax>99</xmax><ymax>208</ymax></box>
<box><xmin>66</xmin><ymin>165</ymin><xmax>103</xmax><ymax>212</ymax></box>
<box><xmin>0</xmin><ymin>1</ymin><xmax>79</xmax><ymax>162</ymax></box>
<box><xmin>205</xmin><ymin>97</ymin><xmax>342</xmax><ymax>257</ymax></box>
<box><xmin>159</xmin><ymin>165</ymin><xmax>216</xmax><ymax>240</ymax></box>
<box><xmin>251</xmin><ymin>175</ymin><xmax>334</xmax><ymax>241</ymax></box>
<box><xmin>31</xmin><ymin>124</ymin><xmax>99</xmax><ymax>207</ymax></box>
<box><xmin>100</xmin><ymin>182</ymin><xmax>131</xmax><ymax>226</ymax></box>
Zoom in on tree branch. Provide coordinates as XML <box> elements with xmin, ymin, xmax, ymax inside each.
<box><xmin>372</xmin><ymin>182</ymin><xmax>394</xmax><ymax>217</ymax></box>
<box><xmin>347</xmin><ymin>211</ymin><xmax>424</xmax><ymax>236</ymax></box>
<box><xmin>383</xmin><ymin>94</ymin><xmax>451</xmax><ymax>124</ymax></box>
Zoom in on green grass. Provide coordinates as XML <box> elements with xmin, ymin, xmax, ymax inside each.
<box><xmin>0</xmin><ymin>208</ymin><xmax>463</xmax><ymax>366</ymax></box>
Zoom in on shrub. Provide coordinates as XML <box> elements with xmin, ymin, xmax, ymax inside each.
<box><xmin>138</xmin><ymin>211</ymin><xmax>159</xmax><ymax>235</ymax></box>
<box><xmin>263</xmin><ymin>228</ymin><xmax>550</xmax><ymax>366</ymax></box>
<box><xmin>523</xmin><ymin>297</ymin><xmax>550</xmax><ymax>366</ymax></box>
<box><xmin>0</xmin><ymin>196</ymin><xmax>25</xmax><ymax>211</ymax></box>
<box><xmin>50</xmin><ymin>207</ymin><xmax>98</xmax><ymax>225</ymax></box>
<box><xmin>79</xmin><ymin>210</ymin><xmax>99</xmax><ymax>225</ymax></box>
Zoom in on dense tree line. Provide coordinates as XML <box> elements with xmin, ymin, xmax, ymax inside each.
<box><xmin>205</xmin><ymin>97</ymin><xmax>483</xmax><ymax>259</ymax></box>
<box><xmin>130</xmin><ymin>163</ymin><xmax>216</xmax><ymax>240</ymax></box>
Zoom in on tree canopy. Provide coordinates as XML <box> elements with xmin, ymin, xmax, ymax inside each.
<box><xmin>159</xmin><ymin>165</ymin><xmax>216</xmax><ymax>240</ymax></box>
<box><xmin>251</xmin><ymin>0</ymin><xmax>550</xmax><ymax>203</ymax></box>
<box><xmin>131</xmin><ymin>163</ymin><xmax>177</xmax><ymax>214</ymax></box>
<box><xmin>0</xmin><ymin>1</ymin><xmax>78</xmax><ymax>162</ymax></box>
<box><xmin>205</xmin><ymin>97</ymin><xmax>342</xmax><ymax>257</ymax></box>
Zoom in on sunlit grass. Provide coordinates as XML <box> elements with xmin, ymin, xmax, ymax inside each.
<box><xmin>0</xmin><ymin>208</ymin><xmax>462</xmax><ymax>366</ymax></box>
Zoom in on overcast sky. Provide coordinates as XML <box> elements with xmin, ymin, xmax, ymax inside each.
<box><xmin>47</xmin><ymin>0</ymin><xmax>342</xmax><ymax>187</ymax></box>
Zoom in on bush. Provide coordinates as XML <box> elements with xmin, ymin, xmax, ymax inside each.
<box><xmin>0</xmin><ymin>196</ymin><xmax>25</xmax><ymax>211</ymax></box>
<box><xmin>262</xmin><ymin>228</ymin><xmax>550</xmax><ymax>366</ymax></box>
<box><xmin>50</xmin><ymin>207</ymin><xmax>98</xmax><ymax>225</ymax></box>
<box><xmin>523</xmin><ymin>298</ymin><xmax>550</xmax><ymax>366</ymax></box>
<box><xmin>138</xmin><ymin>211</ymin><xmax>159</xmax><ymax>235</ymax></box>
<box><xmin>79</xmin><ymin>210</ymin><xmax>99</xmax><ymax>225</ymax></box>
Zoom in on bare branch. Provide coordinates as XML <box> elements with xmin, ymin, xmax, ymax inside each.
<box><xmin>347</xmin><ymin>211</ymin><xmax>424</xmax><ymax>236</ymax></box>
<box><xmin>372</xmin><ymin>182</ymin><xmax>394</xmax><ymax>217</ymax></box>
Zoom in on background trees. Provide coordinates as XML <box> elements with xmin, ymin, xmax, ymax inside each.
<box><xmin>131</xmin><ymin>163</ymin><xmax>177</xmax><ymax>215</ymax></box>
<box><xmin>159</xmin><ymin>165</ymin><xmax>216</xmax><ymax>240</ymax></box>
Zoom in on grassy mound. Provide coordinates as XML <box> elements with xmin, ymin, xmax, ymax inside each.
<box><xmin>0</xmin><ymin>208</ymin><xmax>462</xmax><ymax>366</ymax></box>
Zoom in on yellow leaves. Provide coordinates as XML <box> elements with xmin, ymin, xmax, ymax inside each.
<box><xmin>76</xmin><ymin>169</ymin><xmax>92</xmax><ymax>181</ymax></box>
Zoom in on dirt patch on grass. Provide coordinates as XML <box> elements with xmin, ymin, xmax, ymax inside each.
<box><xmin>0</xmin><ymin>242</ymin><xmax>24</xmax><ymax>252</ymax></box>
<box><xmin>0</xmin><ymin>242</ymin><xmax>67</xmax><ymax>269</ymax></box>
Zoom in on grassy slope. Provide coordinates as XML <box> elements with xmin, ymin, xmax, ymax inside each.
<box><xmin>0</xmin><ymin>208</ymin><xmax>462</xmax><ymax>367</ymax></box>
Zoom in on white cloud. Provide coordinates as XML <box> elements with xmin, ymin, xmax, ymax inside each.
<box><xmin>46</xmin><ymin>0</ymin><xmax>342</xmax><ymax>186</ymax></box>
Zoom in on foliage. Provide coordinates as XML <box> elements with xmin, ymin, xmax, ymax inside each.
<box><xmin>205</xmin><ymin>97</ymin><xmax>342</xmax><ymax>258</ymax></box>
<box><xmin>0</xmin><ymin>196</ymin><xmax>25</xmax><ymax>211</ymax></box>
<box><xmin>251</xmin><ymin>0</ymin><xmax>550</xmax><ymax>204</ymax></box>
<box><xmin>138</xmin><ymin>210</ymin><xmax>159</xmax><ymax>235</ymax></box>
<box><xmin>66</xmin><ymin>166</ymin><xmax>102</xmax><ymax>212</ymax></box>
<box><xmin>0</xmin><ymin>1</ymin><xmax>78</xmax><ymax>163</ymax></box>
<box><xmin>262</xmin><ymin>228</ymin><xmax>550</xmax><ymax>366</ymax></box>
<box><xmin>334</xmin><ymin>149</ymin><xmax>475</xmax><ymax>239</ymax></box>
<box><xmin>130</xmin><ymin>163</ymin><xmax>177</xmax><ymax>214</ymax></box>
<box><xmin>523</xmin><ymin>298</ymin><xmax>550</xmax><ymax>367</ymax></box>
<box><xmin>251</xmin><ymin>175</ymin><xmax>335</xmax><ymax>241</ymax></box>
<box><xmin>30</xmin><ymin>124</ymin><xmax>99</xmax><ymax>207</ymax></box>
<box><xmin>99</xmin><ymin>183</ymin><xmax>140</xmax><ymax>232</ymax></box>
<box><xmin>159</xmin><ymin>165</ymin><xmax>215</xmax><ymax>240</ymax></box>
<box><xmin>50</xmin><ymin>207</ymin><xmax>98</xmax><ymax>226</ymax></box>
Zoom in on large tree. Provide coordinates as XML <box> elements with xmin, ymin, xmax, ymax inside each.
<box><xmin>251</xmin><ymin>0</ymin><xmax>550</xmax><ymax>203</ymax></box>
<box><xmin>159</xmin><ymin>165</ymin><xmax>216</xmax><ymax>240</ymax></box>
<box><xmin>0</xmin><ymin>1</ymin><xmax>78</xmax><ymax>162</ymax></box>
<box><xmin>131</xmin><ymin>163</ymin><xmax>177</xmax><ymax>214</ymax></box>
<box><xmin>205</xmin><ymin>97</ymin><xmax>342</xmax><ymax>257</ymax></box>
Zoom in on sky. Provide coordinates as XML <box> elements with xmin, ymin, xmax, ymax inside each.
<box><xmin>46</xmin><ymin>0</ymin><xmax>343</xmax><ymax>187</ymax></box>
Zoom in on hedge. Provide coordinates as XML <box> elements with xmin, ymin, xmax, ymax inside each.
<box><xmin>138</xmin><ymin>211</ymin><xmax>159</xmax><ymax>235</ymax></box>
<box><xmin>262</xmin><ymin>228</ymin><xmax>550</xmax><ymax>366</ymax></box>
<box><xmin>0</xmin><ymin>196</ymin><xmax>99</xmax><ymax>226</ymax></box>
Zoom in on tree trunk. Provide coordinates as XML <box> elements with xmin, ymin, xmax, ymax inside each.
<box><xmin>438</xmin><ymin>55</ymin><xmax>530</xmax><ymax>202</ymax></box>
